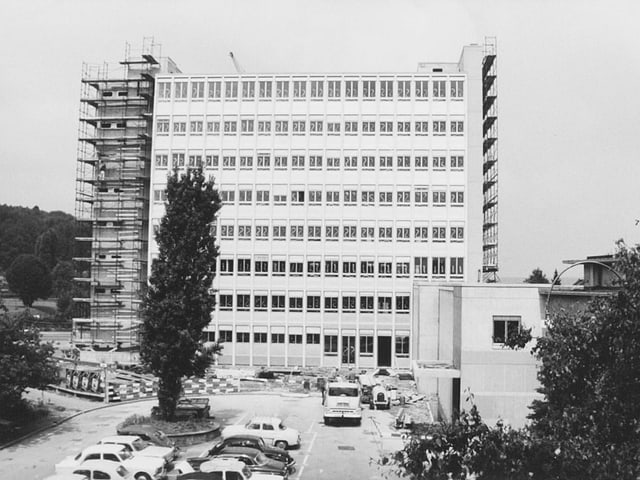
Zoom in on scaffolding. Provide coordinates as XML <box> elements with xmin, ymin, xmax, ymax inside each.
<box><xmin>482</xmin><ymin>37</ymin><xmax>499</xmax><ymax>281</ymax></box>
<box><xmin>73</xmin><ymin>39</ymin><xmax>165</xmax><ymax>363</ymax></box>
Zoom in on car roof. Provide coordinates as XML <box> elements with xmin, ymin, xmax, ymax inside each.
<box><xmin>75</xmin><ymin>460</ymin><xmax>124</xmax><ymax>472</ymax></box>
<box><xmin>328</xmin><ymin>381</ymin><xmax>359</xmax><ymax>388</ymax></box>
<box><xmin>224</xmin><ymin>434</ymin><xmax>262</xmax><ymax>442</ymax></box>
<box><xmin>44</xmin><ymin>475</ymin><xmax>89</xmax><ymax>480</ymax></box>
<box><xmin>217</xmin><ymin>446</ymin><xmax>260</xmax><ymax>457</ymax></box>
<box><xmin>82</xmin><ymin>444</ymin><xmax>128</xmax><ymax>454</ymax></box>
<box><xmin>248</xmin><ymin>416</ymin><xmax>280</xmax><ymax>423</ymax></box>
<box><xmin>100</xmin><ymin>435</ymin><xmax>141</xmax><ymax>443</ymax></box>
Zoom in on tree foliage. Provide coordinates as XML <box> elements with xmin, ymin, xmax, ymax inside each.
<box><xmin>6</xmin><ymin>254</ymin><xmax>52</xmax><ymax>307</ymax></box>
<box><xmin>523</xmin><ymin>268</ymin><xmax>549</xmax><ymax>284</ymax></box>
<box><xmin>140</xmin><ymin>168</ymin><xmax>221</xmax><ymax>420</ymax></box>
<box><xmin>0</xmin><ymin>309</ymin><xmax>56</xmax><ymax>417</ymax></box>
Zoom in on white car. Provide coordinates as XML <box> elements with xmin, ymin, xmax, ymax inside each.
<box><xmin>68</xmin><ymin>460</ymin><xmax>132</xmax><ymax>480</ymax></box>
<box><xmin>55</xmin><ymin>444</ymin><xmax>165</xmax><ymax>480</ymax></box>
<box><xmin>222</xmin><ymin>416</ymin><xmax>300</xmax><ymax>450</ymax></box>
<box><xmin>43</xmin><ymin>475</ymin><xmax>89</xmax><ymax>480</ymax></box>
<box><xmin>98</xmin><ymin>435</ymin><xmax>177</xmax><ymax>465</ymax></box>
<box><xmin>193</xmin><ymin>458</ymin><xmax>285</xmax><ymax>480</ymax></box>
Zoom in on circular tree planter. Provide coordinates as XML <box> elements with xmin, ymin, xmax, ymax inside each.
<box><xmin>117</xmin><ymin>415</ymin><xmax>221</xmax><ymax>448</ymax></box>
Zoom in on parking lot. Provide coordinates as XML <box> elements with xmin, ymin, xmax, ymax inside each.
<box><xmin>0</xmin><ymin>392</ymin><xmax>404</xmax><ymax>479</ymax></box>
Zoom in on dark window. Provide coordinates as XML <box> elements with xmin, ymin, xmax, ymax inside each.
<box><xmin>306</xmin><ymin>333</ymin><xmax>320</xmax><ymax>344</ymax></box>
<box><xmin>324</xmin><ymin>335</ymin><xmax>338</xmax><ymax>354</ymax></box>
<box><xmin>289</xmin><ymin>334</ymin><xmax>303</xmax><ymax>344</ymax></box>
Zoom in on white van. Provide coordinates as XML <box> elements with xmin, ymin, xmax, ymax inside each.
<box><xmin>323</xmin><ymin>381</ymin><xmax>362</xmax><ymax>426</ymax></box>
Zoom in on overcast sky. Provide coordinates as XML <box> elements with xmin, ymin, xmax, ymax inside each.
<box><xmin>1</xmin><ymin>0</ymin><xmax>638</xmax><ymax>280</ymax></box>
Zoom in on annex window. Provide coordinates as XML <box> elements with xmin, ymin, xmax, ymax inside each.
<box><xmin>157</xmin><ymin>82</ymin><xmax>171</xmax><ymax>99</ymax></box>
<box><xmin>155</xmin><ymin>154</ymin><xmax>168</xmax><ymax>167</ymax></box>
<box><xmin>240</xmin><ymin>156</ymin><xmax>253</xmax><ymax>169</ymax></box>
<box><xmin>272</xmin><ymin>333</ymin><xmax>285</xmax><ymax>344</ymax></box>
<box><xmin>275</xmin><ymin>120</ymin><xmax>288</xmax><ymax>133</ymax></box>
<box><xmin>292</xmin><ymin>155</ymin><xmax>305</xmax><ymax>169</ymax></box>
<box><xmin>345</xmin><ymin>121</ymin><xmax>358</xmax><ymax>134</ymax></box>
<box><xmin>292</xmin><ymin>120</ymin><xmax>306</xmax><ymax>133</ymax></box>
<box><xmin>398</xmin><ymin>80</ymin><xmax>410</xmax><ymax>98</ymax></box>
<box><xmin>255</xmin><ymin>226</ymin><xmax>269</xmax><ymax>241</ymax></box>
<box><xmin>344</xmin><ymin>189</ymin><xmax>358</xmax><ymax>205</ymax></box>
<box><xmin>396</xmin><ymin>261</ymin><xmax>410</xmax><ymax>277</ymax></box>
<box><xmin>395</xmin><ymin>295</ymin><xmax>410</xmax><ymax>312</ymax></box>
<box><xmin>433</xmin><ymin>156</ymin><xmax>446</xmax><ymax>169</ymax></box>
<box><xmin>257</xmin><ymin>154</ymin><xmax>271</xmax><ymax>169</ymax></box>
<box><xmin>174</xmin><ymin>81</ymin><xmax>188</xmax><ymax>99</ymax></box>
<box><xmin>156</xmin><ymin>119</ymin><xmax>170</xmax><ymax>134</ymax></box>
<box><xmin>205</xmin><ymin>154</ymin><xmax>219</xmax><ymax>167</ymax></box>
<box><xmin>379</xmin><ymin>227</ymin><xmax>392</xmax><ymax>242</ymax></box>
<box><xmin>397</xmin><ymin>191</ymin><xmax>410</xmax><ymax>206</ymax></box>
<box><xmin>415</xmin><ymin>190</ymin><xmax>429</xmax><ymax>205</ymax></box>
<box><xmin>415</xmin><ymin>226</ymin><xmax>428</xmax><ymax>241</ymax></box>
<box><xmin>362</xmin><ymin>190</ymin><xmax>375</xmax><ymax>204</ymax></box>
<box><xmin>290</xmin><ymin>225</ymin><xmax>304</xmax><ymax>240</ymax></box>
<box><xmin>360</xmin><ymin>260</ymin><xmax>374</xmax><ymax>276</ymax></box>
<box><xmin>242</xmin><ymin>80</ymin><xmax>255</xmax><ymax>99</ymax></box>
<box><xmin>206</xmin><ymin>120</ymin><xmax>220</xmax><ymax>134</ymax></box>
<box><xmin>238</xmin><ymin>225</ymin><xmax>252</xmax><ymax>239</ymax></box>
<box><xmin>432</xmin><ymin>191</ymin><xmax>447</xmax><ymax>206</ymax></box>
<box><xmin>362</xmin><ymin>121</ymin><xmax>375</xmax><ymax>133</ymax></box>
<box><xmin>380</xmin><ymin>121</ymin><xmax>393</xmax><ymax>134</ymax></box>
<box><xmin>325</xmin><ymin>260</ymin><xmax>339</xmax><ymax>275</ymax></box>
<box><xmin>432</xmin><ymin>257</ymin><xmax>446</xmax><ymax>276</ymax></box>
<box><xmin>451</xmin><ymin>257</ymin><xmax>464</xmax><ymax>276</ymax></box>
<box><xmin>324</xmin><ymin>296</ymin><xmax>339</xmax><ymax>312</ymax></box>
<box><xmin>309</xmin><ymin>155</ymin><xmax>323</xmax><ymax>169</ymax></box>
<box><xmin>344</xmin><ymin>156</ymin><xmax>357</xmax><ymax>169</ymax></box>
<box><xmin>362</xmin><ymin>156</ymin><xmax>375</xmax><ymax>169</ymax></box>
<box><xmin>327</xmin><ymin>156</ymin><xmax>340</xmax><ymax>169</ymax></box>
<box><xmin>307</xmin><ymin>260</ymin><xmax>321</xmax><ymax>275</ymax></box>
<box><xmin>396</xmin><ymin>227</ymin><xmax>410</xmax><ymax>241</ymax></box>
<box><xmin>433</xmin><ymin>80</ymin><xmax>446</xmax><ymax>98</ymax></box>
<box><xmin>224</xmin><ymin>121</ymin><xmax>237</xmax><ymax>134</ymax></box>
<box><xmin>360</xmin><ymin>335</ymin><xmax>374</xmax><ymax>355</ymax></box>
<box><xmin>397</xmin><ymin>155</ymin><xmax>410</xmax><ymax>169</ymax></box>
<box><xmin>310</xmin><ymin>121</ymin><xmax>323</xmax><ymax>133</ymax></box>
<box><xmin>379</xmin><ymin>156</ymin><xmax>392</xmax><ymax>169</ymax></box>
<box><xmin>326</xmin><ymin>225</ymin><xmax>339</xmax><ymax>241</ymax></box>
<box><xmin>361</xmin><ymin>226</ymin><xmax>374</xmax><ymax>241</ymax></box>
<box><xmin>258</xmin><ymin>120</ymin><xmax>271</xmax><ymax>133</ymax></box>
<box><xmin>308</xmin><ymin>225</ymin><xmax>321</xmax><ymax>240</ymax></box>
<box><xmin>397</xmin><ymin>122</ymin><xmax>410</xmax><ymax>134</ymax></box>
<box><xmin>220</xmin><ymin>259</ymin><xmax>234</xmax><ymax>275</ymax></box>
<box><xmin>254</xmin><ymin>332</ymin><xmax>268</xmax><ymax>343</ymax></box>
<box><xmin>415</xmin><ymin>121</ymin><xmax>428</xmax><ymax>135</ymax></box>
<box><xmin>433</xmin><ymin>121</ymin><xmax>446</xmax><ymax>135</ymax></box>
<box><xmin>191</xmin><ymin>81</ymin><xmax>205</xmax><ymax>99</ymax></box>
<box><xmin>493</xmin><ymin>316</ymin><xmax>522</xmax><ymax>345</ymax></box>
<box><xmin>415</xmin><ymin>155</ymin><xmax>428</xmax><ymax>169</ymax></box>
<box><xmin>414</xmin><ymin>257</ymin><xmax>428</xmax><ymax>277</ymax></box>
<box><xmin>289</xmin><ymin>334</ymin><xmax>303</xmax><ymax>344</ymax></box>
<box><xmin>219</xmin><ymin>330</ymin><xmax>233</xmax><ymax>342</ymax></box>
<box><xmin>432</xmin><ymin>226</ymin><xmax>446</xmax><ymax>242</ymax></box>
<box><xmin>225</xmin><ymin>81</ymin><xmax>238</xmax><ymax>99</ymax></box>
<box><xmin>290</xmin><ymin>261</ymin><xmax>303</xmax><ymax>275</ymax></box>
<box><xmin>274</xmin><ymin>155</ymin><xmax>288</xmax><ymax>169</ymax></box>
<box><xmin>273</xmin><ymin>225</ymin><xmax>286</xmax><ymax>239</ymax></box>
<box><xmin>379</xmin><ymin>191</ymin><xmax>392</xmax><ymax>205</ymax></box>
<box><xmin>343</xmin><ymin>225</ymin><xmax>357</xmax><ymax>240</ymax></box>
<box><xmin>415</xmin><ymin>80</ymin><xmax>428</xmax><ymax>98</ymax></box>
<box><xmin>378</xmin><ymin>261</ymin><xmax>392</xmax><ymax>276</ymax></box>
<box><xmin>241</xmin><ymin>119</ymin><xmax>254</xmax><ymax>133</ymax></box>
<box><xmin>272</xmin><ymin>260</ymin><xmax>286</xmax><ymax>275</ymax></box>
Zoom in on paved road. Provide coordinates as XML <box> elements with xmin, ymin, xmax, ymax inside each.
<box><xmin>0</xmin><ymin>393</ymin><xmax>404</xmax><ymax>480</ymax></box>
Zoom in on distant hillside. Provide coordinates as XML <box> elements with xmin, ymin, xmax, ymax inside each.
<box><xmin>0</xmin><ymin>205</ymin><xmax>83</xmax><ymax>271</ymax></box>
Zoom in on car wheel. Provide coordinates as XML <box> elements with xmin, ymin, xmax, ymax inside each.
<box><xmin>135</xmin><ymin>473</ymin><xmax>151</xmax><ymax>480</ymax></box>
<box><xmin>275</xmin><ymin>440</ymin><xmax>288</xmax><ymax>449</ymax></box>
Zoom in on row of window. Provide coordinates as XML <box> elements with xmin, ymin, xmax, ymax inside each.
<box><xmin>158</xmin><ymin>78</ymin><xmax>464</xmax><ymax>102</ymax></box>
<box><xmin>154</xmin><ymin>152</ymin><xmax>465</xmax><ymax>171</ymax></box>
<box><xmin>156</xmin><ymin>118</ymin><xmax>464</xmax><ymax>136</ymax></box>
<box><xmin>215</xmin><ymin>331</ymin><xmax>410</xmax><ymax>356</ymax></box>
<box><xmin>215</xmin><ymin>257</ymin><xmax>464</xmax><ymax>278</ymax></box>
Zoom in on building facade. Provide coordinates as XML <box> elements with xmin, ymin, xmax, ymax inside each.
<box><xmin>147</xmin><ymin>42</ymin><xmax>498</xmax><ymax>368</ymax></box>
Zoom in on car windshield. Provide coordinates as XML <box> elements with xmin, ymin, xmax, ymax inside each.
<box><xmin>328</xmin><ymin>387</ymin><xmax>359</xmax><ymax>397</ymax></box>
<box><xmin>131</xmin><ymin>438</ymin><xmax>148</xmax><ymax>451</ymax></box>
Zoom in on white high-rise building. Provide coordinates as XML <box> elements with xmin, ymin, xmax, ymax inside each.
<box><xmin>148</xmin><ymin>41</ymin><xmax>498</xmax><ymax>369</ymax></box>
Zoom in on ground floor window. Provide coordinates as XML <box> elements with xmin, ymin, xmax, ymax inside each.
<box><xmin>324</xmin><ymin>335</ymin><xmax>338</xmax><ymax>354</ymax></box>
<box><xmin>219</xmin><ymin>330</ymin><xmax>233</xmax><ymax>343</ymax></box>
<box><xmin>289</xmin><ymin>334</ymin><xmax>303</xmax><ymax>344</ymax></box>
<box><xmin>306</xmin><ymin>333</ymin><xmax>320</xmax><ymax>344</ymax></box>
<box><xmin>395</xmin><ymin>336</ymin><xmax>410</xmax><ymax>356</ymax></box>
<box><xmin>254</xmin><ymin>332</ymin><xmax>268</xmax><ymax>343</ymax></box>
<box><xmin>236</xmin><ymin>332</ymin><xmax>250</xmax><ymax>343</ymax></box>
<box><xmin>492</xmin><ymin>316</ymin><xmax>521</xmax><ymax>345</ymax></box>
<box><xmin>360</xmin><ymin>335</ymin><xmax>374</xmax><ymax>355</ymax></box>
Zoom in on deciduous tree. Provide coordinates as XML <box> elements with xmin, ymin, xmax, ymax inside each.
<box><xmin>6</xmin><ymin>254</ymin><xmax>52</xmax><ymax>307</ymax></box>
<box><xmin>140</xmin><ymin>168</ymin><xmax>222</xmax><ymax>420</ymax></box>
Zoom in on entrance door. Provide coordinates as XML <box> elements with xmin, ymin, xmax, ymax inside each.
<box><xmin>377</xmin><ymin>336</ymin><xmax>392</xmax><ymax>367</ymax></box>
<box><xmin>342</xmin><ymin>336</ymin><xmax>356</xmax><ymax>365</ymax></box>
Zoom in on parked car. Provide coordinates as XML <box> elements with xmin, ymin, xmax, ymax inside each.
<box><xmin>370</xmin><ymin>385</ymin><xmax>391</xmax><ymax>410</ymax></box>
<box><xmin>221</xmin><ymin>416</ymin><xmax>300</xmax><ymax>449</ymax></box>
<box><xmin>188</xmin><ymin>434</ymin><xmax>295</xmax><ymax>471</ymax></box>
<box><xmin>98</xmin><ymin>435</ymin><xmax>177</xmax><ymax>465</ymax></box>
<box><xmin>55</xmin><ymin>444</ymin><xmax>166</xmax><ymax>480</ymax></box>
<box><xmin>200</xmin><ymin>447</ymin><xmax>287</xmax><ymax>478</ymax></box>
<box><xmin>43</xmin><ymin>475</ymin><xmax>89</xmax><ymax>480</ymax></box>
<box><xmin>116</xmin><ymin>424</ymin><xmax>176</xmax><ymax>449</ymax></box>
<box><xmin>178</xmin><ymin>458</ymin><xmax>284</xmax><ymax>480</ymax></box>
<box><xmin>152</xmin><ymin>397</ymin><xmax>210</xmax><ymax>419</ymax></box>
<box><xmin>68</xmin><ymin>460</ymin><xmax>133</xmax><ymax>480</ymax></box>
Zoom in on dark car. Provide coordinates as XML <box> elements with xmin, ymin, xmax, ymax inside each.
<box><xmin>188</xmin><ymin>435</ymin><xmax>295</xmax><ymax>471</ymax></box>
<box><xmin>199</xmin><ymin>446</ymin><xmax>288</xmax><ymax>477</ymax></box>
<box><xmin>116</xmin><ymin>424</ymin><xmax>177</xmax><ymax>449</ymax></box>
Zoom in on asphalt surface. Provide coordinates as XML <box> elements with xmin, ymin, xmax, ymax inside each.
<box><xmin>0</xmin><ymin>392</ymin><xmax>404</xmax><ymax>480</ymax></box>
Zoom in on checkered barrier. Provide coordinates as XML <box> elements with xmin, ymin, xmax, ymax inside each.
<box><xmin>107</xmin><ymin>376</ymin><xmax>239</xmax><ymax>402</ymax></box>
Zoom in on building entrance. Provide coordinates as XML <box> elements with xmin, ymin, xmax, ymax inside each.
<box><xmin>377</xmin><ymin>336</ymin><xmax>392</xmax><ymax>367</ymax></box>
<box><xmin>342</xmin><ymin>336</ymin><xmax>356</xmax><ymax>364</ymax></box>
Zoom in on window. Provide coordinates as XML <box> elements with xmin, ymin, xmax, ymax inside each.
<box><xmin>158</xmin><ymin>82</ymin><xmax>171</xmax><ymax>99</ymax></box>
<box><xmin>307</xmin><ymin>295</ymin><xmax>321</xmax><ymax>311</ymax></box>
<box><xmin>205</xmin><ymin>154</ymin><xmax>219</xmax><ymax>167</ymax></box>
<box><xmin>219</xmin><ymin>330</ymin><xmax>233</xmax><ymax>342</ymax></box>
<box><xmin>345</xmin><ymin>80</ymin><xmax>358</xmax><ymax>98</ymax></box>
<box><xmin>220</xmin><ymin>190</ymin><xmax>235</xmax><ymax>203</ymax></box>
<box><xmin>155</xmin><ymin>154</ymin><xmax>168</xmax><ymax>167</ymax></box>
<box><xmin>224</xmin><ymin>121</ymin><xmax>237</xmax><ymax>133</ymax></box>
<box><xmin>237</xmin><ymin>294</ymin><xmax>251</xmax><ymax>311</ymax></box>
<box><xmin>188</xmin><ymin>154</ymin><xmax>202</xmax><ymax>167</ymax></box>
<box><xmin>378</xmin><ymin>261</ymin><xmax>392</xmax><ymax>276</ymax></box>
<box><xmin>290</xmin><ymin>296</ymin><xmax>303</xmax><ymax>311</ymax></box>
<box><xmin>361</xmin><ymin>226</ymin><xmax>374</xmax><ymax>240</ymax></box>
<box><xmin>380</xmin><ymin>121</ymin><xmax>393</xmax><ymax>134</ymax></box>
<box><xmin>272</xmin><ymin>295</ymin><xmax>285</xmax><ymax>311</ymax></box>
<box><xmin>378</xmin><ymin>296</ymin><xmax>392</xmax><ymax>313</ymax></box>
<box><xmin>237</xmin><ymin>258</ymin><xmax>251</xmax><ymax>275</ymax></box>
<box><xmin>272</xmin><ymin>260</ymin><xmax>286</xmax><ymax>275</ymax></box>
<box><xmin>415</xmin><ymin>190</ymin><xmax>429</xmax><ymax>205</ymax></box>
<box><xmin>290</xmin><ymin>225</ymin><xmax>304</xmax><ymax>239</ymax></box>
<box><xmin>172</xmin><ymin>152</ymin><xmax>185</xmax><ymax>167</ymax></box>
<box><xmin>451</xmin><ymin>80</ymin><xmax>464</xmax><ymax>98</ymax></box>
<box><xmin>221</xmin><ymin>224</ymin><xmax>234</xmax><ymax>238</ymax></box>
<box><xmin>360</xmin><ymin>260</ymin><xmax>374</xmax><ymax>275</ymax></box>
<box><xmin>257</xmin><ymin>154</ymin><xmax>271</xmax><ymax>169</ymax></box>
<box><xmin>306</xmin><ymin>333</ymin><xmax>320</xmax><ymax>344</ymax></box>
<box><xmin>360</xmin><ymin>296</ymin><xmax>374</xmax><ymax>312</ymax></box>
<box><xmin>451</xmin><ymin>191</ymin><xmax>464</xmax><ymax>206</ymax></box>
<box><xmin>379</xmin><ymin>191</ymin><xmax>392</xmax><ymax>205</ymax></box>
<box><xmin>397</xmin><ymin>227</ymin><xmax>410</xmax><ymax>241</ymax></box>
<box><xmin>276</xmin><ymin>80</ymin><xmax>289</xmax><ymax>98</ymax></box>
<box><xmin>242</xmin><ymin>81</ymin><xmax>255</xmax><ymax>99</ymax></box>
<box><xmin>451</xmin><ymin>121</ymin><xmax>464</xmax><ymax>135</ymax></box>
<box><xmin>174</xmin><ymin>82</ymin><xmax>188</xmax><ymax>99</ymax></box>
<box><xmin>432</xmin><ymin>226</ymin><xmax>446</xmax><ymax>242</ymax></box>
<box><xmin>275</xmin><ymin>121</ymin><xmax>288</xmax><ymax>133</ymax></box>
<box><xmin>362</xmin><ymin>121</ymin><xmax>375</xmax><ymax>133</ymax></box>
<box><xmin>310</xmin><ymin>121</ymin><xmax>323</xmax><ymax>133</ymax></box>
<box><xmin>293</xmin><ymin>120</ymin><xmax>306</xmax><ymax>133</ymax></box>
<box><xmin>415</xmin><ymin>121</ymin><xmax>428</xmax><ymax>134</ymax></box>
<box><xmin>220</xmin><ymin>294</ymin><xmax>233</xmax><ymax>310</ymax></box>
<box><xmin>397</xmin><ymin>155</ymin><xmax>410</xmax><ymax>168</ymax></box>
<box><xmin>156</xmin><ymin>119</ymin><xmax>169</xmax><ymax>134</ymax></box>
<box><xmin>259</xmin><ymin>81</ymin><xmax>272</xmax><ymax>98</ymax></box>
<box><xmin>239</xmin><ymin>189</ymin><xmax>252</xmax><ymax>204</ymax></box>
<box><xmin>377</xmin><ymin>156</ymin><xmax>391</xmax><ymax>169</ymax></box>
<box><xmin>415</xmin><ymin>156</ymin><xmax>428</xmax><ymax>169</ymax></box>
<box><xmin>240</xmin><ymin>154</ymin><xmax>254</xmax><ymax>168</ymax></box>
<box><xmin>225</xmin><ymin>81</ymin><xmax>238</xmax><ymax>99</ymax></box>
<box><xmin>326</xmin><ymin>191</ymin><xmax>339</xmax><ymax>204</ymax></box>
<box><xmin>493</xmin><ymin>316</ymin><xmax>522</xmax><ymax>345</ymax></box>
<box><xmin>397</xmin><ymin>80</ymin><xmax>410</xmax><ymax>98</ymax></box>
<box><xmin>272</xmin><ymin>333</ymin><xmax>285</xmax><ymax>343</ymax></box>
<box><xmin>208</xmin><ymin>81</ymin><xmax>221</xmax><ymax>99</ymax></box>
<box><xmin>255</xmin><ymin>226</ymin><xmax>269</xmax><ymax>241</ymax></box>
<box><xmin>289</xmin><ymin>334</ymin><xmax>303</xmax><ymax>344</ymax></box>
<box><xmin>308</xmin><ymin>225</ymin><xmax>321</xmax><ymax>240</ymax></box>
<box><xmin>344</xmin><ymin>190</ymin><xmax>357</xmax><ymax>205</ymax></box>
<box><xmin>326</xmin><ymin>226</ymin><xmax>339</xmax><ymax>240</ymax></box>
<box><xmin>273</xmin><ymin>225</ymin><xmax>286</xmax><ymax>239</ymax></box>
<box><xmin>291</xmin><ymin>190</ymin><xmax>305</xmax><ymax>204</ymax></box>
<box><xmin>173</xmin><ymin>121</ymin><xmax>186</xmax><ymax>134</ymax></box>
<box><xmin>396</xmin><ymin>262</ymin><xmax>410</xmax><ymax>277</ymax></box>
<box><xmin>396</xmin><ymin>336</ymin><xmax>410</xmax><ymax>356</ymax></box>
<box><xmin>353</xmin><ymin>338</ymin><xmax>374</xmax><ymax>363</ymax></box>
<box><xmin>415</xmin><ymin>226</ymin><xmax>428</xmax><ymax>241</ymax></box>
<box><xmin>292</xmin><ymin>155</ymin><xmax>305</xmax><ymax>169</ymax></box>
<box><xmin>237</xmin><ymin>332</ymin><xmax>250</xmax><ymax>343</ymax></box>
<box><xmin>342</xmin><ymin>261</ymin><xmax>356</xmax><ymax>276</ymax></box>
<box><xmin>380</xmin><ymin>80</ymin><xmax>393</xmax><ymax>98</ymax></box>
<box><xmin>293</xmin><ymin>80</ymin><xmax>306</xmax><ymax>98</ymax></box>
<box><xmin>343</xmin><ymin>225</ymin><xmax>357</xmax><ymax>240</ymax></box>
<box><xmin>433</xmin><ymin>156</ymin><xmax>446</xmax><ymax>169</ymax></box>
<box><xmin>258</xmin><ymin>120</ymin><xmax>271</xmax><ymax>133</ymax></box>
<box><xmin>324</xmin><ymin>335</ymin><xmax>338</xmax><ymax>354</ymax></box>
<box><xmin>324</xmin><ymin>296</ymin><xmax>338</xmax><ymax>312</ymax></box>
<box><xmin>256</xmin><ymin>190</ymin><xmax>269</xmax><ymax>204</ymax></box>
<box><xmin>451</xmin><ymin>155</ymin><xmax>464</xmax><ymax>169</ymax></box>
<box><xmin>310</xmin><ymin>80</ymin><xmax>324</xmax><ymax>98</ymax></box>
<box><xmin>451</xmin><ymin>257</ymin><xmax>464</xmax><ymax>276</ymax></box>
<box><xmin>433</xmin><ymin>80</ymin><xmax>446</xmax><ymax>98</ymax></box>
<box><xmin>344</xmin><ymin>156</ymin><xmax>357</xmax><ymax>169</ymax></box>
<box><xmin>327</xmin><ymin>80</ymin><xmax>341</xmax><ymax>98</ymax></box>
<box><xmin>238</xmin><ymin>225</ymin><xmax>252</xmax><ymax>239</ymax></box>
<box><xmin>414</xmin><ymin>257</ymin><xmax>428</xmax><ymax>276</ymax></box>
<box><xmin>327</xmin><ymin>122</ymin><xmax>340</xmax><ymax>134</ymax></box>
<box><xmin>397</xmin><ymin>191</ymin><xmax>410</xmax><ymax>206</ymax></box>
<box><xmin>362</xmin><ymin>190</ymin><xmax>375</xmax><ymax>204</ymax></box>
<box><xmin>363</xmin><ymin>80</ymin><xmax>375</xmax><ymax>98</ymax></box>
<box><xmin>432</xmin><ymin>257</ymin><xmax>446</xmax><ymax>276</ymax></box>
<box><xmin>274</xmin><ymin>155</ymin><xmax>288</xmax><ymax>169</ymax></box>
<box><xmin>342</xmin><ymin>296</ymin><xmax>356</xmax><ymax>312</ymax></box>
<box><xmin>191</xmin><ymin>81</ymin><xmax>205</xmax><ymax>99</ymax></box>
<box><xmin>345</xmin><ymin>121</ymin><xmax>358</xmax><ymax>134</ymax></box>
<box><xmin>220</xmin><ymin>259</ymin><xmax>234</xmax><ymax>275</ymax></box>
<box><xmin>397</xmin><ymin>122</ymin><xmax>410</xmax><ymax>134</ymax></box>
<box><xmin>415</xmin><ymin>80</ymin><xmax>428</xmax><ymax>98</ymax></box>
<box><xmin>379</xmin><ymin>227</ymin><xmax>392</xmax><ymax>241</ymax></box>
<box><xmin>433</xmin><ymin>191</ymin><xmax>447</xmax><ymax>205</ymax></box>
<box><xmin>362</xmin><ymin>156</ymin><xmax>375</xmax><ymax>168</ymax></box>
<box><xmin>327</xmin><ymin>157</ymin><xmax>340</xmax><ymax>169</ymax></box>
<box><xmin>310</xmin><ymin>155</ymin><xmax>323</xmax><ymax>169</ymax></box>
<box><xmin>254</xmin><ymin>332</ymin><xmax>268</xmax><ymax>343</ymax></box>
<box><xmin>254</xmin><ymin>295</ymin><xmax>268</xmax><ymax>311</ymax></box>
<box><xmin>153</xmin><ymin>189</ymin><xmax>167</xmax><ymax>202</ymax></box>
<box><xmin>325</xmin><ymin>260</ymin><xmax>339</xmax><ymax>275</ymax></box>
<box><xmin>241</xmin><ymin>119</ymin><xmax>254</xmax><ymax>133</ymax></box>
<box><xmin>451</xmin><ymin>226</ymin><xmax>464</xmax><ymax>241</ymax></box>
<box><xmin>433</xmin><ymin>121</ymin><xmax>446</xmax><ymax>135</ymax></box>
<box><xmin>307</xmin><ymin>260</ymin><xmax>321</xmax><ymax>275</ymax></box>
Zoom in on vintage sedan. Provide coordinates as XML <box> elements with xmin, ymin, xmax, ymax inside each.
<box><xmin>188</xmin><ymin>434</ymin><xmax>295</xmax><ymax>471</ymax></box>
<box><xmin>200</xmin><ymin>446</ymin><xmax>288</xmax><ymax>478</ymax></box>
<box><xmin>69</xmin><ymin>460</ymin><xmax>133</xmax><ymax>480</ymax></box>
<box><xmin>221</xmin><ymin>416</ymin><xmax>300</xmax><ymax>449</ymax></box>
<box><xmin>98</xmin><ymin>435</ymin><xmax>177</xmax><ymax>465</ymax></box>
<box><xmin>179</xmin><ymin>458</ymin><xmax>285</xmax><ymax>480</ymax></box>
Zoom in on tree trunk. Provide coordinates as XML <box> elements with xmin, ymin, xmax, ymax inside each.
<box><xmin>157</xmin><ymin>374</ymin><xmax>181</xmax><ymax>420</ymax></box>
